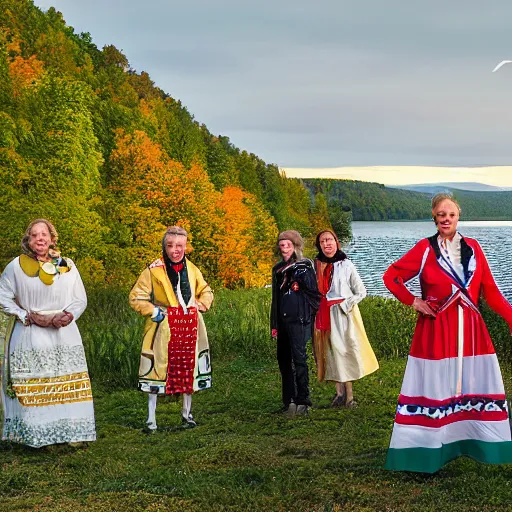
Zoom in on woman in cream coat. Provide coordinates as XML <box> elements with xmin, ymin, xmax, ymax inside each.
<box><xmin>313</xmin><ymin>230</ymin><xmax>378</xmax><ymax>407</ymax></box>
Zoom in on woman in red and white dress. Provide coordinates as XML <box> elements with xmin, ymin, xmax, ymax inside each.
<box><xmin>383</xmin><ymin>193</ymin><xmax>512</xmax><ymax>473</ymax></box>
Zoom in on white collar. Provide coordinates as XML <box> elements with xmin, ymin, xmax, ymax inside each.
<box><xmin>438</xmin><ymin>231</ymin><xmax>461</xmax><ymax>250</ymax></box>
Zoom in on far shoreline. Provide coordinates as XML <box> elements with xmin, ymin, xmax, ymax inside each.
<box><xmin>351</xmin><ymin>218</ymin><xmax>512</xmax><ymax>223</ymax></box>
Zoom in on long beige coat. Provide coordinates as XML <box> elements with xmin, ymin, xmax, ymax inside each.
<box><xmin>314</xmin><ymin>260</ymin><xmax>378</xmax><ymax>383</ymax></box>
<box><xmin>129</xmin><ymin>258</ymin><xmax>213</xmax><ymax>394</ymax></box>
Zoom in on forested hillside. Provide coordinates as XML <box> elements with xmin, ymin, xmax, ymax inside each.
<box><xmin>0</xmin><ymin>0</ymin><xmax>334</xmax><ymax>288</ymax></box>
<box><xmin>303</xmin><ymin>179</ymin><xmax>512</xmax><ymax>221</ymax></box>
<box><xmin>448</xmin><ymin>189</ymin><xmax>512</xmax><ymax>220</ymax></box>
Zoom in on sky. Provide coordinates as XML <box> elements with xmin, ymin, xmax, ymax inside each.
<box><xmin>33</xmin><ymin>1</ymin><xmax>512</xmax><ymax>184</ymax></box>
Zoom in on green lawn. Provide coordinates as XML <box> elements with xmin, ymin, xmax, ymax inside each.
<box><xmin>3</xmin><ymin>358</ymin><xmax>512</xmax><ymax>512</ymax></box>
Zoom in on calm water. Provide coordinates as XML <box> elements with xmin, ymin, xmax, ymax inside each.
<box><xmin>345</xmin><ymin>221</ymin><xmax>512</xmax><ymax>301</ymax></box>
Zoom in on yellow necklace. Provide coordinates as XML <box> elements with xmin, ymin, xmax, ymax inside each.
<box><xmin>19</xmin><ymin>254</ymin><xmax>71</xmax><ymax>285</ymax></box>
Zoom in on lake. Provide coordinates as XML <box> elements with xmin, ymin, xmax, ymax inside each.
<box><xmin>345</xmin><ymin>221</ymin><xmax>512</xmax><ymax>301</ymax></box>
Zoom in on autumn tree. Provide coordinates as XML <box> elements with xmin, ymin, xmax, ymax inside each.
<box><xmin>0</xmin><ymin>0</ymin><xmax>333</xmax><ymax>287</ymax></box>
<box><xmin>107</xmin><ymin>129</ymin><xmax>222</xmax><ymax>283</ymax></box>
<box><xmin>215</xmin><ymin>186</ymin><xmax>278</xmax><ymax>288</ymax></box>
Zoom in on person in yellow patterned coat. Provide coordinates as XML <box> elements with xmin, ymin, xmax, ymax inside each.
<box><xmin>129</xmin><ymin>226</ymin><xmax>213</xmax><ymax>430</ymax></box>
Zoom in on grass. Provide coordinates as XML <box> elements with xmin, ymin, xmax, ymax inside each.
<box><xmin>2</xmin><ymin>288</ymin><xmax>512</xmax><ymax>511</ymax></box>
<box><xmin>3</xmin><ymin>358</ymin><xmax>512</xmax><ymax>511</ymax></box>
<box><xmin>78</xmin><ymin>287</ymin><xmax>276</xmax><ymax>389</ymax></box>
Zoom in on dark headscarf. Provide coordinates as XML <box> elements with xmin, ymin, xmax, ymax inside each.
<box><xmin>161</xmin><ymin>227</ymin><xmax>192</xmax><ymax>305</ymax></box>
<box><xmin>315</xmin><ymin>230</ymin><xmax>347</xmax><ymax>263</ymax></box>
<box><xmin>162</xmin><ymin>252</ymin><xmax>192</xmax><ymax>306</ymax></box>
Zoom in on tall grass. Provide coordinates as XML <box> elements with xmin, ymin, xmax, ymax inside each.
<box><xmin>203</xmin><ymin>288</ymin><xmax>273</xmax><ymax>360</ymax></box>
<box><xmin>358</xmin><ymin>296</ymin><xmax>417</xmax><ymax>358</ymax></box>
<box><xmin>79</xmin><ymin>288</ymin><xmax>144</xmax><ymax>388</ymax></box>
<box><xmin>78</xmin><ymin>287</ymin><xmax>275</xmax><ymax>389</ymax></box>
<box><xmin>77</xmin><ymin>287</ymin><xmax>512</xmax><ymax>389</ymax></box>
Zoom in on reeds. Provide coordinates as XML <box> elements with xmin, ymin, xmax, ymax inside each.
<box><xmin>79</xmin><ymin>288</ymin><xmax>144</xmax><ymax>388</ymax></box>
<box><xmin>78</xmin><ymin>287</ymin><xmax>275</xmax><ymax>389</ymax></box>
<box><xmin>72</xmin><ymin>288</ymin><xmax>512</xmax><ymax>389</ymax></box>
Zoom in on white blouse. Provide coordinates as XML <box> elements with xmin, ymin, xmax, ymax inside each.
<box><xmin>0</xmin><ymin>257</ymin><xmax>87</xmax><ymax>323</ymax></box>
<box><xmin>437</xmin><ymin>232</ymin><xmax>464</xmax><ymax>282</ymax></box>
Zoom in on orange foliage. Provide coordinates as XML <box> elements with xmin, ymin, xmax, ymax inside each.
<box><xmin>109</xmin><ymin>130</ymin><xmax>221</xmax><ymax>275</ymax></box>
<box><xmin>139</xmin><ymin>99</ymin><xmax>156</xmax><ymax>122</ymax></box>
<box><xmin>215</xmin><ymin>187</ymin><xmax>254</xmax><ymax>288</ymax></box>
<box><xmin>110</xmin><ymin>81</ymin><xmax>139</xmax><ymax>108</ymax></box>
<box><xmin>215</xmin><ymin>187</ymin><xmax>278</xmax><ymax>288</ymax></box>
<box><xmin>108</xmin><ymin>130</ymin><xmax>278</xmax><ymax>286</ymax></box>
<box><xmin>6</xmin><ymin>37</ymin><xmax>21</xmax><ymax>55</ymax></box>
<box><xmin>9</xmin><ymin>55</ymin><xmax>44</xmax><ymax>96</ymax></box>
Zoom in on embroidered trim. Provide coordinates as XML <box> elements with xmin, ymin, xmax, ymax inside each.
<box><xmin>10</xmin><ymin>345</ymin><xmax>88</xmax><ymax>377</ymax></box>
<box><xmin>419</xmin><ymin>246</ymin><xmax>430</xmax><ymax>277</ymax></box>
<box><xmin>397</xmin><ymin>396</ymin><xmax>508</xmax><ymax>420</ymax></box>
<box><xmin>149</xmin><ymin>258</ymin><xmax>165</xmax><ymax>269</ymax></box>
<box><xmin>12</xmin><ymin>371</ymin><xmax>93</xmax><ymax>407</ymax></box>
<box><xmin>3</xmin><ymin>416</ymin><xmax>96</xmax><ymax>447</ymax></box>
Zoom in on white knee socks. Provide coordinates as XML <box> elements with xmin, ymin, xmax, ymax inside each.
<box><xmin>182</xmin><ymin>393</ymin><xmax>192</xmax><ymax>419</ymax></box>
<box><xmin>146</xmin><ymin>392</ymin><xmax>193</xmax><ymax>429</ymax></box>
<box><xmin>147</xmin><ymin>393</ymin><xmax>157</xmax><ymax>429</ymax></box>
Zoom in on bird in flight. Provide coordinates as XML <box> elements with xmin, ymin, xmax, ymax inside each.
<box><xmin>492</xmin><ymin>60</ymin><xmax>512</xmax><ymax>72</ymax></box>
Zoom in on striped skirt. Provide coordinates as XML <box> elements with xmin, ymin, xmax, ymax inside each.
<box><xmin>386</xmin><ymin>293</ymin><xmax>512</xmax><ymax>473</ymax></box>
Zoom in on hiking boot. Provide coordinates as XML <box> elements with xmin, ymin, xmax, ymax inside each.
<box><xmin>295</xmin><ymin>404</ymin><xmax>310</xmax><ymax>416</ymax></box>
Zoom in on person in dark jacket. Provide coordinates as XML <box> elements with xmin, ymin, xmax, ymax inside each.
<box><xmin>271</xmin><ymin>230</ymin><xmax>321</xmax><ymax>416</ymax></box>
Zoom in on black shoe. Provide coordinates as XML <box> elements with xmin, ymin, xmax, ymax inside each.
<box><xmin>331</xmin><ymin>394</ymin><xmax>346</xmax><ymax>408</ymax></box>
<box><xmin>182</xmin><ymin>415</ymin><xmax>197</xmax><ymax>428</ymax></box>
<box><xmin>143</xmin><ymin>422</ymin><xmax>157</xmax><ymax>434</ymax></box>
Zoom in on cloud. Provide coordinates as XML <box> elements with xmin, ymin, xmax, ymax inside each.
<box><xmin>33</xmin><ymin>0</ymin><xmax>512</xmax><ymax>168</ymax></box>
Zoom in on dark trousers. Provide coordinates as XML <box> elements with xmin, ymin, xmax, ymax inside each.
<box><xmin>276</xmin><ymin>320</ymin><xmax>311</xmax><ymax>406</ymax></box>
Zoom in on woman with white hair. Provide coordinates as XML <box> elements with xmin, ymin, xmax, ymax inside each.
<box><xmin>129</xmin><ymin>226</ymin><xmax>213</xmax><ymax>430</ymax></box>
<box><xmin>270</xmin><ymin>230</ymin><xmax>321</xmax><ymax>416</ymax></box>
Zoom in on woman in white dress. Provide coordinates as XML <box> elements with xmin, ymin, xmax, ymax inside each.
<box><xmin>313</xmin><ymin>230</ymin><xmax>379</xmax><ymax>407</ymax></box>
<box><xmin>0</xmin><ymin>219</ymin><xmax>95</xmax><ymax>447</ymax></box>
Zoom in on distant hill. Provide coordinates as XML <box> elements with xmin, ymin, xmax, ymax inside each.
<box><xmin>301</xmin><ymin>179</ymin><xmax>512</xmax><ymax>221</ymax></box>
<box><xmin>391</xmin><ymin>182</ymin><xmax>512</xmax><ymax>193</ymax></box>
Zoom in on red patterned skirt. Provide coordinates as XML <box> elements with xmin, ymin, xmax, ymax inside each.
<box><xmin>165</xmin><ymin>307</ymin><xmax>198</xmax><ymax>395</ymax></box>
